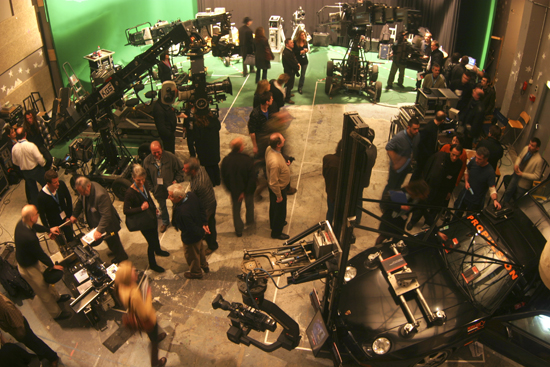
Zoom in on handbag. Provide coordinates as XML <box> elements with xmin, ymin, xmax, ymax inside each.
<box><xmin>265</xmin><ymin>47</ymin><xmax>273</xmax><ymax>61</ymax></box>
<box><xmin>126</xmin><ymin>209</ymin><xmax>156</xmax><ymax>231</ymax></box>
<box><xmin>244</xmin><ymin>54</ymin><xmax>255</xmax><ymax>66</ymax></box>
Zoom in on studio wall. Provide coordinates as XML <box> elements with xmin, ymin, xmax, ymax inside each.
<box><xmin>0</xmin><ymin>0</ymin><xmax>55</xmax><ymax>113</ymax></box>
<box><xmin>43</xmin><ymin>0</ymin><xmax>197</xmax><ymax>90</ymax></box>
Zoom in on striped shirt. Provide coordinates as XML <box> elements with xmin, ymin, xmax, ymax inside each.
<box><xmin>189</xmin><ymin>166</ymin><xmax>217</xmax><ymax>217</ymax></box>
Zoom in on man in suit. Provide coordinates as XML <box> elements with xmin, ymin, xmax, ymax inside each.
<box><xmin>37</xmin><ymin>169</ymin><xmax>74</xmax><ymax>246</ymax></box>
<box><xmin>282</xmin><ymin>39</ymin><xmax>300</xmax><ymax>105</ymax></box>
<box><xmin>70</xmin><ymin>177</ymin><xmax>128</xmax><ymax>264</ymax></box>
<box><xmin>238</xmin><ymin>17</ymin><xmax>255</xmax><ymax>76</ymax></box>
<box><xmin>221</xmin><ymin>137</ymin><xmax>256</xmax><ymax>237</ymax></box>
<box><xmin>503</xmin><ymin>138</ymin><xmax>544</xmax><ymax>203</ymax></box>
<box><xmin>143</xmin><ymin>140</ymin><xmax>184</xmax><ymax>233</ymax></box>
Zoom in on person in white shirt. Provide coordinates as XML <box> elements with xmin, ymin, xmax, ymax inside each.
<box><xmin>11</xmin><ymin>127</ymin><xmax>46</xmax><ymax>205</ymax></box>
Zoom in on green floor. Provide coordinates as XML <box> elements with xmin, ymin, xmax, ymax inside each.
<box><xmin>173</xmin><ymin>45</ymin><xmax>418</xmax><ymax>107</ymax></box>
<box><xmin>52</xmin><ymin>45</ymin><xmax>419</xmax><ymax>160</ymax></box>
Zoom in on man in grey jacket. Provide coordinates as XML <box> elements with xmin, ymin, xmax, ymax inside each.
<box><xmin>143</xmin><ymin>140</ymin><xmax>184</xmax><ymax>232</ymax></box>
<box><xmin>70</xmin><ymin>177</ymin><xmax>128</xmax><ymax>264</ymax></box>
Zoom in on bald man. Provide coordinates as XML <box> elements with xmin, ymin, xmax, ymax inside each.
<box><xmin>143</xmin><ymin>140</ymin><xmax>184</xmax><ymax>232</ymax></box>
<box><xmin>266</xmin><ymin>133</ymin><xmax>291</xmax><ymax>240</ymax></box>
<box><xmin>15</xmin><ymin>205</ymin><xmax>72</xmax><ymax>321</ymax></box>
<box><xmin>221</xmin><ymin>138</ymin><xmax>256</xmax><ymax>236</ymax></box>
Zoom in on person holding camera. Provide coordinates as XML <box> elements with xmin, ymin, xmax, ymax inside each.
<box><xmin>153</xmin><ymin>82</ymin><xmax>186</xmax><ymax>154</ymax></box>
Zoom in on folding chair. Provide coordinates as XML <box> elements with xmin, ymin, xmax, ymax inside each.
<box><xmin>506</xmin><ymin>111</ymin><xmax>530</xmax><ymax>146</ymax></box>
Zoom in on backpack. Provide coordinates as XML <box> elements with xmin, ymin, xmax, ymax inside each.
<box><xmin>0</xmin><ymin>245</ymin><xmax>35</xmax><ymax>299</ymax></box>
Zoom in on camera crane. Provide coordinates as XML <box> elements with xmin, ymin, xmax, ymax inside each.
<box><xmin>56</xmin><ymin>12</ymin><xmax>234</xmax><ymax>199</ymax></box>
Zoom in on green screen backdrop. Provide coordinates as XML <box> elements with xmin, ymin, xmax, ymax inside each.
<box><xmin>44</xmin><ymin>0</ymin><xmax>197</xmax><ymax>90</ymax></box>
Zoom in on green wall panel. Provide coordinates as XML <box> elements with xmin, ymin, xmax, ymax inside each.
<box><xmin>44</xmin><ymin>0</ymin><xmax>197</xmax><ymax>89</ymax></box>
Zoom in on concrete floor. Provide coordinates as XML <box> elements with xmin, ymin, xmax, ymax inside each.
<box><xmin>0</xmin><ymin>81</ymin><xmax>522</xmax><ymax>366</ymax></box>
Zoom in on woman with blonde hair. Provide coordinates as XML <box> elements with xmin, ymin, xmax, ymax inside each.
<box><xmin>293</xmin><ymin>30</ymin><xmax>309</xmax><ymax>94</ymax></box>
<box><xmin>116</xmin><ymin>261</ymin><xmax>167</xmax><ymax>367</ymax></box>
<box><xmin>253</xmin><ymin>79</ymin><xmax>271</xmax><ymax>108</ymax></box>
<box><xmin>254</xmin><ymin>27</ymin><xmax>274</xmax><ymax>83</ymax></box>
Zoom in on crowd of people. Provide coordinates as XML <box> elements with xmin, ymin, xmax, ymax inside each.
<box><xmin>0</xmin><ymin>19</ymin><xmax>546</xmax><ymax>367</ymax></box>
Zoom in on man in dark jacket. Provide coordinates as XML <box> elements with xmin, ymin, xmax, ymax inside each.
<box><xmin>248</xmin><ymin>92</ymin><xmax>274</xmax><ymax>157</ymax></box>
<box><xmin>476</xmin><ymin>125</ymin><xmax>503</xmax><ymax>171</ymax></box>
<box><xmin>458</xmin><ymin>86</ymin><xmax>485</xmax><ymax>147</ymax></box>
<box><xmin>169</xmin><ymin>184</ymin><xmax>209</xmax><ymax>279</ymax></box>
<box><xmin>143</xmin><ymin>140</ymin><xmax>184</xmax><ymax>233</ymax></box>
<box><xmin>184</xmin><ymin>157</ymin><xmax>218</xmax><ymax>254</ymax></box>
<box><xmin>411</xmin><ymin>111</ymin><xmax>446</xmax><ymax>181</ymax></box>
<box><xmin>408</xmin><ymin>145</ymin><xmax>463</xmax><ymax>229</ymax></box>
<box><xmin>37</xmin><ymin>169</ymin><xmax>74</xmax><ymax>245</ymax></box>
<box><xmin>238</xmin><ymin>17</ymin><xmax>255</xmax><ymax>76</ymax></box>
<box><xmin>152</xmin><ymin>83</ymin><xmax>186</xmax><ymax>153</ymax></box>
<box><xmin>15</xmin><ymin>205</ymin><xmax>71</xmax><ymax>321</ymax></box>
<box><xmin>428</xmin><ymin>40</ymin><xmax>444</xmax><ymax>74</ymax></box>
<box><xmin>282</xmin><ymin>39</ymin><xmax>300</xmax><ymax>104</ymax></box>
<box><xmin>387</xmin><ymin>31</ymin><xmax>411</xmax><ymax>89</ymax></box>
<box><xmin>157</xmin><ymin>51</ymin><xmax>173</xmax><ymax>82</ymax></box>
<box><xmin>221</xmin><ymin>138</ymin><xmax>256</xmax><ymax>237</ymax></box>
<box><xmin>70</xmin><ymin>177</ymin><xmax>128</xmax><ymax>264</ymax></box>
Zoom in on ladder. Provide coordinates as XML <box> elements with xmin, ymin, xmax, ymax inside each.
<box><xmin>62</xmin><ymin>62</ymin><xmax>89</xmax><ymax>102</ymax></box>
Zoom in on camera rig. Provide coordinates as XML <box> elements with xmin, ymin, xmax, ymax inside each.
<box><xmin>319</xmin><ymin>2</ymin><xmax>422</xmax><ymax>102</ymax></box>
<box><xmin>212</xmin><ymin>221</ymin><xmax>342</xmax><ymax>353</ymax></box>
<box><xmin>54</xmin><ymin>12</ymin><xmax>235</xmax><ymax>196</ymax></box>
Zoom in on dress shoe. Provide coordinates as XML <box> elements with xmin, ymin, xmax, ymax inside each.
<box><xmin>286</xmin><ymin>100</ymin><xmax>295</xmax><ymax>105</ymax></box>
<box><xmin>156</xmin><ymin>250</ymin><xmax>170</xmax><ymax>257</ymax></box>
<box><xmin>54</xmin><ymin>311</ymin><xmax>72</xmax><ymax>321</ymax></box>
<box><xmin>290</xmin><ymin>93</ymin><xmax>295</xmax><ymax>97</ymax></box>
<box><xmin>159</xmin><ymin>224</ymin><xmax>168</xmax><ymax>233</ymax></box>
<box><xmin>158</xmin><ymin>332</ymin><xmax>167</xmax><ymax>342</ymax></box>
<box><xmin>287</xmin><ymin>187</ymin><xmax>297</xmax><ymax>195</ymax></box>
<box><xmin>298</xmin><ymin>88</ymin><xmax>303</xmax><ymax>94</ymax></box>
<box><xmin>205</xmin><ymin>248</ymin><xmax>217</xmax><ymax>255</ymax></box>
<box><xmin>154</xmin><ymin>357</ymin><xmax>167</xmax><ymax>367</ymax></box>
<box><xmin>396</xmin><ymin>83</ymin><xmax>404</xmax><ymax>88</ymax></box>
<box><xmin>57</xmin><ymin>294</ymin><xmax>71</xmax><ymax>303</ymax></box>
<box><xmin>386</xmin><ymin>85</ymin><xmax>392</xmax><ymax>90</ymax></box>
<box><xmin>236</xmin><ymin>232</ymin><xmax>243</xmax><ymax>237</ymax></box>
<box><xmin>150</xmin><ymin>265</ymin><xmax>165</xmax><ymax>273</ymax></box>
<box><xmin>184</xmin><ymin>272</ymin><xmax>203</xmax><ymax>279</ymax></box>
<box><xmin>271</xmin><ymin>233</ymin><xmax>290</xmax><ymax>240</ymax></box>
<box><xmin>201</xmin><ymin>266</ymin><xmax>210</xmax><ymax>274</ymax></box>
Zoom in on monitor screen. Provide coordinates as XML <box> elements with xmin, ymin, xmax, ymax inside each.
<box><xmin>468</xmin><ymin>57</ymin><xmax>476</xmax><ymax>66</ymax></box>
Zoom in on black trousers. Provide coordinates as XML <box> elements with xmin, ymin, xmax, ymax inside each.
<box><xmin>161</xmin><ymin>135</ymin><xmax>176</xmax><ymax>154</ymax></box>
<box><xmin>141</xmin><ymin>227</ymin><xmax>162</xmax><ymax>267</ymax></box>
<box><xmin>205</xmin><ymin>211</ymin><xmax>218</xmax><ymax>251</ymax></box>
<box><xmin>147</xmin><ymin>322</ymin><xmax>160</xmax><ymax>366</ymax></box>
<box><xmin>19</xmin><ymin>318</ymin><xmax>58</xmax><ymax>362</ymax></box>
<box><xmin>104</xmin><ymin>232</ymin><xmax>128</xmax><ymax>262</ymax></box>
<box><xmin>269</xmin><ymin>185</ymin><xmax>288</xmax><ymax>236</ymax></box>
<box><xmin>285</xmin><ymin>74</ymin><xmax>295</xmax><ymax>100</ymax></box>
<box><xmin>204</xmin><ymin>165</ymin><xmax>221</xmax><ymax>187</ymax></box>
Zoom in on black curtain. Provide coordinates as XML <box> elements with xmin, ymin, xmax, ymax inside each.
<box><xmin>198</xmin><ymin>0</ymin><xmax>460</xmax><ymax>54</ymax></box>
